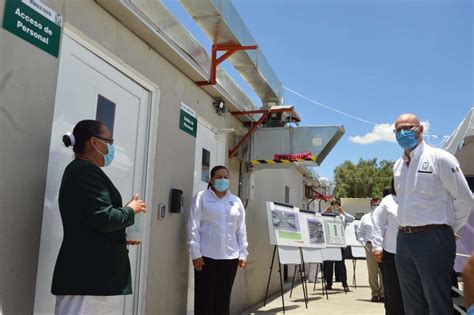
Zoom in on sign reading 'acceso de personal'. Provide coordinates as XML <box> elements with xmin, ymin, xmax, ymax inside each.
<box><xmin>2</xmin><ymin>0</ymin><xmax>62</xmax><ymax>57</ymax></box>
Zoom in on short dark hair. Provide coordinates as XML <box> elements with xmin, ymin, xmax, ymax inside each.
<box><xmin>330</xmin><ymin>200</ymin><xmax>340</xmax><ymax>206</ymax></box>
<box><xmin>207</xmin><ymin>165</ymin><xmax>229</xmax><ymax>189</ymax></box>
<box><xmin>63</xmin><ymin>120</ymin><xmax>104</xmax><ymax>154</ymax></box>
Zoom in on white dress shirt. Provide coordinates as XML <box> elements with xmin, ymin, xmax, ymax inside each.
<box><xmin>187</xmin><ymin>189</ymin><xmax>248</xmax><ymax>260</ymax></box>
<box><xmin>372</xmin><ymin>194</ymin><xmax>399</xmax><ymax>254</ymax></box>
<box><xmin>357</xmin><ymin>212</ymin><xmax>376</xmax><ymax>245</ymax></box>
<box><xmin>394</xmin><ymin>141</ymin><xmax>473</xmax><ymax>232</ymax></box>
<box><xmin>341</xmin><ymin>211</ymin><xmax>355</xmax><ymax>226</ymax></box>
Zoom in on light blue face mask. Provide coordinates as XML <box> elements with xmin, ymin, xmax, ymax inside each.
<box><xmin>96</xmin><ymin>138</ymin><xmax>115</xmax><ymax>167</ymax></box>
<box><xmin>213</xmin><ymin>178</ymin><xmax>229</xmax><ymax>192</ymax></box>
<box><xmin>396</xmin><ymin>129</ymin><xmax>418</xmax><ymax>150</ymax></box>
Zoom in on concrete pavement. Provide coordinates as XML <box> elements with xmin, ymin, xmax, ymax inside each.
<box><xmin>242</xmin><ymin>259</ymin><xmax>385</xmax><ymax>315</ymax></box>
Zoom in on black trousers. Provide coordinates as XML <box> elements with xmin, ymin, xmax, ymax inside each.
<box><xmin>379</xmin><ymin>250</ymin><xmax>405</xmax><ymax>315</ymax></box>
<box><xmin>323</xmin><ymin>248</ymin><xmax>348</xmax><ymax>287</ymax></box>
<box><xmin>194</xmin><ymin>257</ymin><xmax>239</xmax><ymax>315</ymax></box>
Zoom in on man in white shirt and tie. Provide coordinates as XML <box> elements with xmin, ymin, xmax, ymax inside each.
<box><xmin>393</xmin><ymin>113</ymin><xmax>473</xmax><ymax>315</ymax></box>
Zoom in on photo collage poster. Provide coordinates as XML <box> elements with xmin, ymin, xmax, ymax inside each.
<box><xmin>266</xmin><ymin>201</ymin><xmax>344</xmax><ymax>248</ymax></box>
<box><xmin>344</xmin><ymin>220</ymin><xmax>363</xmax><ymax>247</ymax></box>
<box><xmin>322</xmin><ymin>215</ymin><xmax>346</xmax><ymax>247</ymax></box>
<box><xmin>299</xmin><ymin>211</ymin><xmax>326</xmax><ymax>248</ymax></box>
<box><xmin>266</xmin><ymin>201</ymin><xmax>304</xmax><ymax>247</ymax></box>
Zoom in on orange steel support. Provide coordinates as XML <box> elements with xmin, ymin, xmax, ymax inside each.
<box><xmin>228</xmin><ymin>110</ymin><xmax>270</xmax><ymax>158</ymax></box>
<box><xmin>228</xmin><ymin>107</ymin><xmax>301</xmax><ymax>158</ymax></box>
<box><xmin>231</xmin><ymin>108</ymin><xmax>302</xmax><ymax>123</ymax></box>
<box><xmin>196</xmin><ymin>44</ymin><xmax>257</xmax><ymax>86</ymax></box>
<box><xmin>305</xmin><ymin>186</ymin><xmax>332</xmax><ymax>201</ymax></box>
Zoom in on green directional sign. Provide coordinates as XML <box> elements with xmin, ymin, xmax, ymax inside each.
<box><xmin>2</xmin><ymin>0</ymin><xmax>62</xmax><ymax>57</ymax></box>
<box><xmin>179</xmin><ymin>102</ymin><xmax>197</xmax><ymax>137</ymax></box>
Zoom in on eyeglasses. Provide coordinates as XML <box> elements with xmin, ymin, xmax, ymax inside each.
<box><xmin>393</xmin><ymin>124</ymin><xmax>419</xmax><ymax>133</ymax></box>
<box><xmin>95</xmin><ymin>136</ymin><xmax>114</xmax><ymax>145</ymax></box>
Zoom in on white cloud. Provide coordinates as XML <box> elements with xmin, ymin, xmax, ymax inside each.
<box><xmin>348</xmin><ymin>121</ymin><xmax>430</xmax><ymax>145</ymax></box>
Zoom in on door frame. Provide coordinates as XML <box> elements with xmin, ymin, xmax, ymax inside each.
<box><xmin>62</xmin><ymin>25</ymin><xmax>160</xmax><ymax>315</ymax></box>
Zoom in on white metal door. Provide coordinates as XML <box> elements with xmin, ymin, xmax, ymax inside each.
<box><xmin>187</xmin><ymin>121</ymin><xmax>225</xmax><ymax>314</ymax></box>
<box><xmin>34</xmin><ymin>34</ymin><xmax>151</xmax><ymax>314</ymax></box>
<box><xmin>192</xmin><ymin>122</ymin><xmax>225</xmax><ymax>195</ymax></box>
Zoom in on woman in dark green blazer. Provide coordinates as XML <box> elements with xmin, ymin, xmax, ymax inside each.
<box><xmin>51</xmin><ymin>120</ymin><xmax>147</xmax><ymax>313</ymax></box>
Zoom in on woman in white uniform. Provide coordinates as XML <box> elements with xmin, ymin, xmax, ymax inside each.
<box><xmin>187</xmin><ymin>165</ymin><xmax>248</xmax><ymax>315</ymax></box>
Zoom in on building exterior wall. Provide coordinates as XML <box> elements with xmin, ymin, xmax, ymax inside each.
<box><xmin>232</xmin><ymin>168</ymin><xmax>305</xmax><ymax>312</ymax></box>
<box><xmin>0</xmin><ymin>0</ymin><xmax>61</xmax><ymax>313</ymax></box>
<box><xmin>0</xmin><ymin>0</ymin><xmax>243</xmax><ymax>313</ymax></box>
<box><xmin>0</xmin><ymin>1</ymin><xmax>316</xmax><ymax>314</ymax></box>
<box><xmin>55</xmin><ymin>2</ymin><xmax>248</xmax><ymax>314</ymax></box>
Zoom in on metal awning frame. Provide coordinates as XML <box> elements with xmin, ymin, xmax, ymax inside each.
<box><xmin>197</xmin><ymin>44</ymin><xmax>257</xmax><ymax>86</ymax></box>
<box><xmin>305</xmin><ymin>185</ymin><xmax>333</xmax><ymax>202</ymax></box>
<box><xmin>228</xmin><ymin>107</ymin><xmax>302</xmax><ymax>158</ymax></box>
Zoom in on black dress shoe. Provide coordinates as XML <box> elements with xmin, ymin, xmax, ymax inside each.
<box><xmin>343</xmin><ymin>284</ymin><xmax>350</xmax><ymax>292</ymax></box>
<box><xmin>378</xmin><ymin>297</ymin><xmax>385</xmax><ymax>302</ymax></box>
<box><xmin>371</xmin><ymin>296</ymin><xmax>380</xmax><ymax>302</ymax></box>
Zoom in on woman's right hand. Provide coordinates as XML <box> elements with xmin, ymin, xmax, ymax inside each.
<box><xmin>193</xmin><ymin>257</ymin><xmax>205</xmax><ymax>271</ymax></box>
<box><xmin>127</xmin><ymin>194</ymin><xmax>147</xmax><ymax>214</ymax></box>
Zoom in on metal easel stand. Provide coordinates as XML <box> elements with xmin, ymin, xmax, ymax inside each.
<box><xmin>264</xmin><ymin>246</ymin><xmax>286</xmax><ymax>313</ymax></box>
<box><xmin>288</xmin><ymin>258</ymin><xmax>309</xmax><ymax>308</ymax></box>
<box><xmin>352</xmin><ymin>259</ymin><xmax>357</xmax><ymax>288</ymax></box>
<box><xmin>313</xmin><ymin>263</ymin><xmax>329</xmax><ymax>299</ymax></box>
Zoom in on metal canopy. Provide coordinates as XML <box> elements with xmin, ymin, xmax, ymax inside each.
<box><xmin>96</xmin><ymin>0</ymin><xmax>258</xmax><ymax>114</ymax></box>
<box><xmin>179</xmin><ymin>0</ymin><xmax>283</xmax><ymax>105</ymax></box>
<box><xmin>249</xmin><ymin>125</ymin><xmax>346</xmax><ymax>169</ymax></box>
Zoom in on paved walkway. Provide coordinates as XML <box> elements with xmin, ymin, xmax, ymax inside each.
<box><xmin>242</xmin><ymin>260</ymin><xmax>385</xmax><ymax>315</ymax></box>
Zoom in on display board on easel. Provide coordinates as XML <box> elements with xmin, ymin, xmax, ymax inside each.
<box><xmin>264</xmin><ymin>202</ymin><xmax>347</xmax><ymax>311</ymax></box>
<box><xmin>266</xmin><ymin>201</ymin><xmax>335</xmax><ymax>249</ymax></box>
<box><xmin>266</xmin><ymin>201</ymin><xmax>304</xmax><ymax>247</ymax></box>
<box><xmin>321</xmin><ymin>214</ymin><xmax>346</xmax><ymax>247</ymax></box>
<box><xmin>299</xmin><ymin>210</ymin><xmax>326</xmax><ymax>249</ymax></box>
<box><xmin>345</xmin><ymin>220</ymin><xmax>363</xmax><ymax>247</ymax></box>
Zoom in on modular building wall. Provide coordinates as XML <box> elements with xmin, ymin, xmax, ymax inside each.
<box><xmin>0</xmin><ymin>0</ymin><xmax>243</xmax><ymax>313</ymax></box>
<box><xmin>233</xmin><ymin>168</ymin><xmax>306</xmax><ymax>312</ymax></box>
<box><xmin>0</xmin><ymin>0</ymin><xmax>318</xmax><ymax>314</ymax></box>
<box><xmin>0</xmin><ymin>0</ymin><xmax>61</xmax><ymax>313</ymax></box>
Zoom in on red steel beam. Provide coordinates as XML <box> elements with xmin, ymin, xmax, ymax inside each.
<box><xmin>197</xmin><ymin>44</ymin><xmax>257</xmax><ymax>86</ymax></box>
<box><xmin>306</xmin><ymin>186</ymin><xmax>331</xmax><ymax>201</ymax></box>
<box><xmin>231</xmin><ymin>109</ymin><xmax>269</xmax><ymax>116</ymax></box>
<box><xmin>228</xmin><ymin>107</ymin><xmax>303</xmax><ymax>158</ymax></box>
<box><xmin>228</xmin><ymin>110</ymin><xmax>270</xmax><ymax>158</ymax></box>
<box><xmin>231</xmin><ymin>107</ymin><xmax>302</xmax><ymax>122</ymax></box>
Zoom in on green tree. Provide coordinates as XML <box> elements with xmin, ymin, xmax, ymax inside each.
<box><xmin>333</xmin><ymin>158</ymin><xmax>394</xmax><ymax>199</ymax></box>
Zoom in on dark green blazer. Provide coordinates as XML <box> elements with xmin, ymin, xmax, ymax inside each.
<box><xmin>51</xmin><ymin>159</ymin><xmax>135</xmax><ymax>296</ymax></box>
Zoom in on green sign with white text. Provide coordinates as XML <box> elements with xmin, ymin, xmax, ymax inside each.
<box><xmin>179</xmin><ymin>103</ymin><xmax>197</xmax><ymax>138</ymax></box>
<box><xmin>2</xmin><ymin>0</ymin><xmax>62</xmax><ymax>57</ymax></box>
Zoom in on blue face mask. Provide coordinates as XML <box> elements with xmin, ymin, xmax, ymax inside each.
<box><xmin>213</xmin><ymin>178</ymin><xmax>229</xmax><ymax>192</ymax></box>
<box><xmin>396</xmin><ymin>129</ymin><xmax>418</xmax><ymax>150</ymax></box>
<box><xmin>96</xmin><ymin>139</ymin><xmax>115</xmax><ymax>167</ymax></box>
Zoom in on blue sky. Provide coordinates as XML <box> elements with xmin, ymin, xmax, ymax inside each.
<box><xmin>162</xmin><ymin>0</ymin><xmax>473</xmax><ymax>180</ymax></box>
